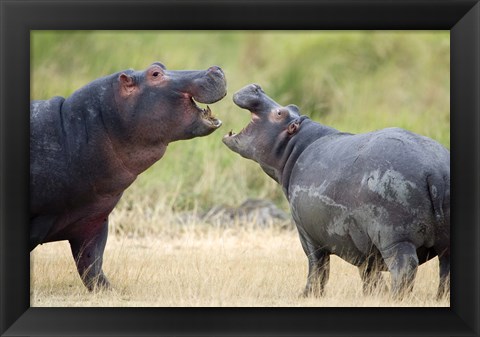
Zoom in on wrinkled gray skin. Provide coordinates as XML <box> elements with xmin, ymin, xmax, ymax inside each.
<box><xmin>31</xmin><ymin>62</ymin><xmax>227</xmax><ymax>290</ymax></box>
<box><xmin>223</xmin><ymin>84</ymin><xmax>450</xmax><ymax>299</ymax></box>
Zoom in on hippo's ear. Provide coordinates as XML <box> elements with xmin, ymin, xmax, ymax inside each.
<box><xmin>119</xmin><ymin>73</ymin><xmax>137</xmax><ymax>97</ymax></box>
<box><xmin>287</xmin><ymin>104</ymin><xmax>300</xmax><ymax>116</ymax></box>
<box><xmin>287</xmin><ymin>120</ymin><xmax>300</xmax><ymax>135</ymax></box>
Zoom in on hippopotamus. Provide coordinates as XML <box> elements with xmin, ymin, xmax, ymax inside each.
<box><xmin>30</xmin><ymin>62</ymin><xmax>227</xmax><ymax>290</ymax></box>
<box><xmin>222</xmin><ymin>84</ymin><xmax>450</xmax><ymax>299</ymax></box>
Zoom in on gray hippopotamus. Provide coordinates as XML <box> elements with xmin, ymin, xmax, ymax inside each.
<box><xmin>30</xmin><ymin>62</ymin><xmax>227</xmax><ymax>290</ymax></box>
<box><xmin>223</xmin><ymin>84</ymin><xmax>450</xmax><ymax>299</ymax></box>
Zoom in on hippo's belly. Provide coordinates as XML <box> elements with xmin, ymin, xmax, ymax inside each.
<box><xmin>289</xmin><ymin>179</ymin><xmax>437</xmax><ymax>268</ymax></box>
<box><xmin>33</xmin><ymin>193</ymin><xmax>122</xmax><ymax>245</ymax></box>
<box><xmin>289</xmin><ymin>186</ymin><xmax>381</xmax><ymax>266</ymax></box>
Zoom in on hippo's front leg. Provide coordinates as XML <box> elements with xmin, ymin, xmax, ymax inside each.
<box><xmin>69</xmin><ymin>219</ymin><xmax>110</xmax><ymax>291</ymax></box>
<box><xmin>298</xmin><ymin>232</ymin><xmax>330</xmax><ymax>297</ymax></box>
<box><xmin>303</xmin><ymin>250</ymin><xmax>330</xmax><ymax>297</ymax></box>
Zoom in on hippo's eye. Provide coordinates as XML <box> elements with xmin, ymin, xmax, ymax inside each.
<box><xmin>152</xmin><ymin>72</ymin><xmax>160</xmax><ymax>77</ymax></box>
<box><xmin>274</xmin><ymin>108</ymin><xmax>289</xmax><ymax>121</ymax></box>
<box><xmin>275</xmin><ymin>109</ymin><xmax>286</xmax><ymax>119</ymax></box>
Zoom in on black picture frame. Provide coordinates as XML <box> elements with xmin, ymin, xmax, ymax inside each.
<box><xmin>1</xmin><ymin>1</ymin><xmax>479</xmax><ymax>336</ymax></box>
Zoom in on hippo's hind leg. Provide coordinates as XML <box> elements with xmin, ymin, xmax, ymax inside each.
<box><xmin>358</xmin><ymin>256</ymin><xmax>388</xmax><ymax>295</ymax></box>
<box><xmin>435</xmin><ymin>196</ymin><xmax>450</xmax><ymax>299</ymax></box>
<box><xmin>380</xmin><ymin>241</ymin><xmax>418</xmax><ymax>299</ymax></box>
<box><xmin>69</xmin><ymin>219</ymin><xmax>111</xmax><ymax>291</ymax></box>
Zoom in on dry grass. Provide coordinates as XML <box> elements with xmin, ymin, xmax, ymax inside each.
<box><xmin>31</xmin><ymin>223</ymin><xmax>449</xmax><ymax>307</ymax></box>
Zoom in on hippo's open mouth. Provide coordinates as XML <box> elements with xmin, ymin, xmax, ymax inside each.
<box><xmin>190</xmin><ymin>96</ymin><xmax>222</xmax><ymax>128</ymax></box>
<box><xmin>223</xmin><ymin>117</ymin><xmax>257</xmax><ymax>145</ymax></box>
<box><xmin>223</xmin><ymin>111</ymin><xmax>259</xmax><ymax>140</ymax></box>
<box><xmin>224</xmin><ymin>123</ymin><xmax>244</xmax><ymax>139</ymax></box>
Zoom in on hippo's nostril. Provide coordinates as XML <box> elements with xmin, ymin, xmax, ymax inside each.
<box><xmin>208</xmin><ymin>66</ymin><xmax>224</xmax><ymax>77</ymax></box>
<box><xmin>252</xmin><ymin>84</ymin><xmax>262</xmax><ymax>92</ymax></box>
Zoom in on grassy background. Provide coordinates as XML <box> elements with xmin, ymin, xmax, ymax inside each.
<box><xmin>31</xmin><ymin>30</ymin><xmax>449</xmax><ymax>219</ymax></box>
<box><xmin>31</xmin><ymin>31</ymin><xmax>450</xmax><ymax>306</ymax></box>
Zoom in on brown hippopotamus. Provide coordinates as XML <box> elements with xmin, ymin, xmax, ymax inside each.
<box><xmin>30</xmin><ymin>62</ymin><xmax>227</xmax><ymax>290</ymax></box>
<box><xmin>223</xmin><ymin>84</ymin><xmax>450</xmax><ymax>299</ymax></box>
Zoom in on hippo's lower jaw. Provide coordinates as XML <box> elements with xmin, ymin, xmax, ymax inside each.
<box><xmin>223</xmin><ymin>113</ymin><xmax>257</xmax><ymax>140</ymax></box>
<box><xmin>222</xmin><ymin>110</ymin><xmax>269</xmax><ymax>160</ymax></box>
<box><xmin>222</xmin><ymin>132</ymin><xmax>236</xmax><ymax>149</ymax></box>
<box><xmin>190</xmin><ymin>96</ymin><xmax>222</xmax><ymax>129</ymax></box>
<box><xmin>222</xmin><ymin>127</ymin><xmax>255</xmax><ymax>160</ymax></box>
<box><xmin>222</xmin><ymin>127</ymin><xmax>242</xmax><ymax>151</ymax></box>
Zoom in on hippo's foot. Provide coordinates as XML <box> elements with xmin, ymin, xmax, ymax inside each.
<box><xmin>301</xmin><ymin>286</ymin><xmax>325</xmax><ymax>298</ymax></box>
<box><xmin>69</xmin><ymin>219</ymin><xmax>110</xmax><ymax>292</ymax></box>
<box><xmin>300</xmin><ymin>247</ymin><xmax>330</xmax><ymax>298</ymax></box>
<box><xmin>301</xmin><ymin>271</ymin><xmax>328</xmax><ymax>298</ymax></box>
<box><xmin>83</xmin><ymin>272</ymin><xmax>111</xmax><ymax>292</ymax></box>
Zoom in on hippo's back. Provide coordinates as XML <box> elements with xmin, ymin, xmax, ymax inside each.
<box><xmin>349</xmin><ymin>127</ymin><xmax>449</xmax><ymax>176</ymax></box>
<box><xmin>30</xmin><ymin>97</ymin><xmax>70</xmax><ymax>213</ymax></box>
<box><xmin>297</xmin><ymin>127</ymin><xmax>448</xmax><ymax>178</ymax></box>
<box><xmin>290</xmin><ymin>127</ymin><xmax>449</xmax><ymax>197</ymax></box>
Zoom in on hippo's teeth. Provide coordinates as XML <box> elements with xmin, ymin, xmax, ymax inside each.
<box><xmin>201</xmin><ymin>105</ymin><xmax>212</xmax><ymax>117</ymax></box>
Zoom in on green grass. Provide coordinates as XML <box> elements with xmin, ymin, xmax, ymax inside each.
<box><xmin>31</xmin><ymin>30</ymin><xmax>450</xmax><ymax>218</ymax></box>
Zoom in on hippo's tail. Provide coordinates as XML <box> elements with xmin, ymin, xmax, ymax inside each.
<box><xmin>426</xmin><ymin>174</ymin><xmax>447</xmax><ymax>224</ymax></box>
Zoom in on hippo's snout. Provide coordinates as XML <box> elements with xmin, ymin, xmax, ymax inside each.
<box><xmin>233</xmin><ymin>84</ymin><xmax>263</xmax><ymax>108</ymax></box>
<box><xmin>233</xmin><ymin>84</ymin><xmax>280</xmax><ymax>114</ymax></box>
<box><xmin>188</xmin><ymin>66</ymin><xmax>227</xmax><ymax>105</ymax></box>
